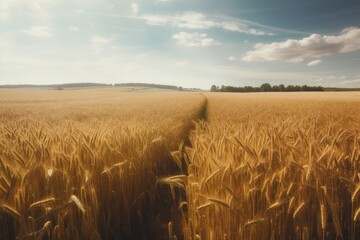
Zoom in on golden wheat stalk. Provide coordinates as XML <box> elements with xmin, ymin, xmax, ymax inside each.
<box><xmin>70</xmin><ymin>195</ymin><xmax>86</xmax><ymax>214</ymax></box>
<box><xmin>0</xmin><ymin>203</ymin><xmax>21</xmax><ymax>219</ymax></box>
<box><xmin>28</xmin><ymin>198</ymin><xmax>56</xmax><ymax>211</ymax></box>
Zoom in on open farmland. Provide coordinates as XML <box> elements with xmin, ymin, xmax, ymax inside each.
<box><xmin>183</xmin><ymin>92</ymin><xmax>360</xmax><ymax>240</ymax></box>
<box><xmin>1</xmin><ymin>90</ymin><xmax>360</xmax><ymax>240</ymax></box>
<box><xmin>0</xmin><ymin>88</ymin><xmax>204</xmax><ymax>239</ymax></box>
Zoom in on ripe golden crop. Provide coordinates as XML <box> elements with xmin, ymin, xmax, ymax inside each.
<box><xmin>0</xmin><ymin>88</ymin><xmax>203</xmax><ymax>239</ymax></box>
<box><xmin>183</xmin><ymin>92</ymin><xmax>360</xmax><ymax>240</ymax></box>
<box><xmin>1</xmin><ymin>89</ymin><xmax>360</xmax><ymax>240</ymax></box>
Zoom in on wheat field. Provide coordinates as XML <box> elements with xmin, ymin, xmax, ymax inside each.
<box><xmin>182</xmin><ymin>92</ymin><xmax>360</xmax><ymax>240</ymax></box>
<box><xmin>1</xmin><ymin>89</ymin><xmax>360</xmax><ymax>240</ymax></box>
<box><xmin>0</xmin><ymin>88</ymin><xmax>203</xmax><ymax>239</ymax></box>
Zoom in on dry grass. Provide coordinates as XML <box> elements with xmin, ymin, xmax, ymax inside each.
<box><xmin>182</xmin><ymin>92</ymin><xmax>360</xmax><ymax>240</ymax></box>
<box><xmin>0</xmin><ymin>88</ymin><xmax>203</xmax><ymax>239</ymax></box>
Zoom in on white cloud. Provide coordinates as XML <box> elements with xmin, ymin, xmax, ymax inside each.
<box><xmin>77</xmin><ymin>9</ymin><xmax>83</xmax><ymax>14</ymax></box>
<box><xmin>139</xmin><ymin>12</ymin><xmax>270</xmax><ymax>35</ymax></box>
<box><xmin>140</xmin><ymin>15</ymin><xmax>168</xmax><ymax>26</ymax></box>
<box><xmin>0</xmin><ymin>1</ymin><xmax>10</xmax><ymax>20</ymax></box>
<box><xmin>1</xmin><ymin>0</ymin><xmax>60</xmax><ymax>21</ymax></box>
<box><xmin>307</xmin><ymin>59</ymin><xmax>322</xmax><ymax>66</ymax></box>
<box><xmin>315</xmin><ymin>75</ymin><xmax>345</xmax><ymax>82</ymax></box>
<box><xmin>175</xmin><ymin>12</ymin><xmax>215</xmax><ymax>29</ymax></box>
<box><xmin>131</xmin><ymin>3</ymin><xmax>139</xmax><ymax>14</ymax></box>
<box><xmin>287</xmin><ymin>58</ymin><xmax>303</xmax><ymax>63</ymax></box>
<box><xmin>91</xmin><ymin>36</ymin><xmax>112</xmax><ymax>45</ymax></box>
<box><xmin>228</xmin><ymin>56</ymin><xmax>237</xmax><ymax>61</ymax></box>
<box><xmin>339</xmin><ymin>79</ymin><xmax>360</xmax><ymax>85</ymax></box>
<box><xmin>22</xmin><ymin>26</ymin><xmax>53</xmax><ymax>38</ymax></box>
<box><xmin>243</xmin><ymin>27</ymin><xmax>360</xmax><ymax>62</ymax></box>
<box><xmin>172</xmin><ymin>32</ymin><xmax>219</xmax><ymax>47</ymax></box>
<box><xmin>68</xmin><ymin>26</ymin><xmax>79</xmax><ymax>31</ymax></box>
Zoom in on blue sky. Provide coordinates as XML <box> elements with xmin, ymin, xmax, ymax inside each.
<box><xmin>1</xmin><ymin>0</ymin><xmax>360</xmax><ymax>89</ymax></box>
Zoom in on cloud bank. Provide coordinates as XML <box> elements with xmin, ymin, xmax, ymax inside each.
<box><xmin>172</xmin><ymin>32</ymin><xmax>219</xmax><ymax>47</ymax></box>
<box><xmin>243</xmin><ymin>27</ymin><xmax>360</xmax><ymax>62</ymax></box>
<box><xmin>307</xmin><ymin>59</ymin><xmax>322</xmax><ymax>66</ymax></box>
<box><xmin>140</xmin><ymin>12</ymin><xmax>270</xmax><ymax>35</ymax></box>
<box><xmin>91</xmin><ymin>36</ymin><xmax>112</xmax><ymax>45</ymax></box>
<box><xmin>131</xmin><ymin>3</ymin><xmax>139</xmax><ymax>14</ymax></box>
<box><xmin>339</xmin><ymin>79</ymin><xmax>360</xmax><ymax>85</ymax></box>
<box><xmin>1</xmin><ymin>0</ymin><xmax>59</xmax><ymax>20</ymax></box>
<box><xmin>22</xmin><ymin>26</ymin><xmax>53</xmax><ymax>38</ymax></box>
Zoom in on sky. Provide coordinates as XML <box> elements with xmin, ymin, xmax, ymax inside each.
<box><xmin>1</xmin><ymin>0</ymin><xmax>360</xmax><ymax>89</ymax></box>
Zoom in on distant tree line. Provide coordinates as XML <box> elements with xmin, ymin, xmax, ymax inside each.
<box><xmin>210</xmin><ymin>83</ymin><xmax>325</xmax><ymax>92</ymax></box>
<box><xmin>1</xmin><ymin>83</ymin><xmax>184</xmax><ymax>91</ymax></box>
<box><xmin>115</xmin><ymin>83</ymin><xmax>180</xmax><ymax>90</ymax></box>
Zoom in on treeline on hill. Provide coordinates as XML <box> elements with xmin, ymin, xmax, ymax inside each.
<box><xmin>0</xmin><ymin>82</ymin><xmax>184</xmax><ymax>90</ymax></box>
<box><xmin>114</xmin><ymin>83</ymin><xmax>181</xmax><ymax>90</ymax></box>
<box><xmin>211</xmin><ymin>83</ymin><xmax>324</xmax><ymax>92</ymax></box>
